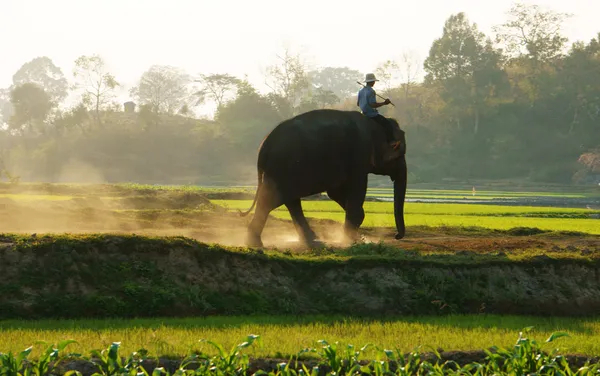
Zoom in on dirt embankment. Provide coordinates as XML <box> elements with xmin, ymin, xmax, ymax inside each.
<box><xmin>1</xmin><ymin>233</ymin><xmax>600</xmax><ymax>320</ymax></box>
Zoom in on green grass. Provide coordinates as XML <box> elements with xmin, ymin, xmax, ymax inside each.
<box><xmin>214</xmin><ymin>200</ymin><xmax>592</xmax><ymax>215</ymax></box>
<box><xmin>213</xmin><ymin>199</ymin><xmax>600</xmax><ymax>235</ymax></box>
<box><xmin>370</xmin><ymin>194</ymin><xmax>515</xmax><ymax>200</ymax></box>
<box><xmin>0</xmin><ymin>315</ymin><xmax>598</xmax><ymax>359</ymax></box>
<box><xmin>368</xmin><ymin>188</ymin><xmax>593</xmax><ymax>198</ymax></box>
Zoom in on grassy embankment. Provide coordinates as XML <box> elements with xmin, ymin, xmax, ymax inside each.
<box><xmin>1</xmin><ymin>232</ymin><xmax>599</xmax><ymax>320</ymax></box>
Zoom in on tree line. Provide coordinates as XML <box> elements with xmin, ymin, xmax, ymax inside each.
<box><xmin>0</xmin><ymin>2</ymin><xmax>599</xmax><ymax>186</ymax></box>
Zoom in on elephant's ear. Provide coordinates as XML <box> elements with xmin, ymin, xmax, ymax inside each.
<box><xmin>371</xmin><ymin>121</ymin><xmax>389</xmax><ymax>146</ymax></box>
<box><xmin>388</xmin><ymin>118</ymin><xmax>405</xmax><ymax>140</ymax></box>
<box><xmin>369</xmin><ymin>148</ymin><xmax>376</xmax><ymax>168</ymax></box>
<box><xmin>368</xmin><ymin>119</ymin><xmax>405</xmax><ymax>167</ymax></box>
<box><xmin>368</xmin><ymin>121</ymin><xmax>389</xmax><ymax>167</ymax></box>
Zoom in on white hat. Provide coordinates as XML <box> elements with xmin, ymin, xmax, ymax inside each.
<box><xmin>364</xmin><ymin>73</ymin><xmax>378</xmax><ymax>83</ymax></box>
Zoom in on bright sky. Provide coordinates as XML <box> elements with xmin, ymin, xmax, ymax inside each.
<box><xmin>1</xmin><ymin>0</ymin><xmax>599</xmax><ymax>117</ymax></box>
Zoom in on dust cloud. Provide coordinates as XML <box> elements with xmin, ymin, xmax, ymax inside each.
<box><xmin>56</xmin><ymin>159</ymin><xmax>107</xmax><ymax>184</ymax></box>
<box><xmin>0</xmin><ymin>184</ymin><xmax>361</xmax><ymax>250</ymax></box>
<box><xmin>0</xmin><ymin>156</ymin><xmax>381</xmax><ymax>250</ymax></box>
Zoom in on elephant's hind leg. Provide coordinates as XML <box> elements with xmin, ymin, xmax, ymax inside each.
<box><xmin>285</xmin><ymin>198</ymin><xmax>319</xmax><ymax>247</ymax></box>
<box><xmin>246</xmin><ymin>179</ymin><xmax>282</xmax><ymax>248</ymax></box>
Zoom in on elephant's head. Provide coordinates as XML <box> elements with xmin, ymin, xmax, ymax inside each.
<box><xmin>370</xmin><ymin>117</ymin><xmax>407</xmax><ymax>240</ymax></box>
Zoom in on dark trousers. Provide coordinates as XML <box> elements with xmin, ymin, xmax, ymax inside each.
<box><xmin>370</xmin><ymin>114</ymin><xmax>395</xmax><ymax>143</ymax></box>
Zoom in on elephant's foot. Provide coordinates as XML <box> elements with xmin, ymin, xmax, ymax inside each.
<box><xmin>299</xmin><ymin>234</ymin><xmax>326</xmax><ymax>249</ymax></box>
<box><xmin>245</xmin><ymin>232</ymin><xmax>264</xmax><ymax>248</ymax></box>
<box><xmin>303</xmin><ymin>239</ymin><xmax>326</xmax><ymax>249</ymax></box>
<box><xmin>343</xmin><ymin>227</ymin><xmax>365</xmax><ymax>245</ymax></box>
<box><xmin>352</xmin><ymin>234</ymin><xmax>367</xmax><ymax>244</ymax></box>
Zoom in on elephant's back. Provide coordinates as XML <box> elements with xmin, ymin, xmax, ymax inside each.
<box><xmin>257</xmin><ymin>109</ymin><xmax>372</xmax><ymax>190</ymax></box>
<box><xmin>262</xmin><ymin>109</ymin><xmax>365</xmax><ymax>159</ymax></box>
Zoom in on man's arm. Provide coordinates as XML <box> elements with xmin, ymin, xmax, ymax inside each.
<box><xmin>369</xmin><ymin>99</ymin><xmax>391</xmax><ymax>108</ymax></box>
<box><xmin>367</xmin><ymin>89</ymin><xmax>391</xmax><ymax>108</ymax></box>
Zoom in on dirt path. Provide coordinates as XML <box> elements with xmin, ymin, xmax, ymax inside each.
<box><xmin>1</xmin><ymin>196</ymin><xmax>598</xmax><ymax>253</ymax></box>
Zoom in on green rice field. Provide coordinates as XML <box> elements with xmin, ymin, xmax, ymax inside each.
<box><xmin>212</xmin><ymin>198</ymin><xmax>600</xmax><ymax>234</ymax></box>
<box><xmin>0</xmin><ymin>315</ymin><xmax>598</xmax><ymax>359</ymax></box>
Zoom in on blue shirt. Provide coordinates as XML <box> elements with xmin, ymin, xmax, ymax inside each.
<box><xmin>357</xmin><ymin>86</ymin><xmax>378</xmax><ymax>117</ymax></box>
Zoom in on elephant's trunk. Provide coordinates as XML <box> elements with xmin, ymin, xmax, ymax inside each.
<box><xmin>393</xmin><ymin>157</ymin><xmax>407</xmax><ymax>239</ymax></box>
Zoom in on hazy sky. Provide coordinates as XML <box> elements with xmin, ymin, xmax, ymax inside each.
<box><xmin>1</xmin><ymin>0</ymin><xmax>599</xmax><ymax>116</ymax></box>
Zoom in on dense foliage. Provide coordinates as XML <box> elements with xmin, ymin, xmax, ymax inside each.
<box><xmin>0</xmin><ymin>4</ymin><xmax>599</xmax><ymax>185</ymax></box>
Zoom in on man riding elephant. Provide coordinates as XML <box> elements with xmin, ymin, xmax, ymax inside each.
<box><xmin>357</xmin><ymin>73</ymin><xmax>401</xmax><ymax>162</ymax></box>
<box><xmin>240</xmin><ymin>107</ymin><xmax>407</xmax><ymax>249</ymax></box>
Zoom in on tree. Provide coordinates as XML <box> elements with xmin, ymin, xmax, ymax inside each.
<box><xmin>0</xmin><ymin>89</ymin><xmax>13</xmax><ymax>126</ymax></box>
<box><xmin>12</xmin><ymin>56</ymin><xmax>69</xmax><ymax>106</ymax></box>
<box><xmin>215</xmin><ymin>80</ymin><xmax>282</xmax><ymax>156</ymax></box>
<box><xmin>374</xmin><ymin>60</ymin><xmax>399</xmax><ymax>93</ymax></box>
<box><xmin>130</xmin><ymin>65</ymin><xmax>192</xmax><ymax>115</ymax></box>
<box><xmin>397</xmin><ymin>51</ymin><xmax>423</xmax><ymax>99</ymax></box>
<box><xmin>312</xmin><ymin>87</ymin><xmax>340</xmax><ymax>109</ymax></box>
<box><xmin>559</xmin><ymin>34</ymin><xmax>600</xmax><ymax>134</ymax></box>
<box><xmin>309</xmin><ymin>66</ymin><xmax>362</xmax><ymax>101</ymax></box>
<box><xmin>492</xmin><ymin>3</ymin><xmax>572</xmax><ymax>64</ymax></box>
<box><xmin>193</xmin><ymin>73</ymin><xmax>241</xmax><ymax>109</ymax></box>
<box><xmin>375</xmin><ymin>51</ymin><xmax>423</xmax><ymax>99</ymax></box>
<box><xmin>578</xmin><ymin>148</ymin><xmax>600</xmax><ymax>173</ymax></box>
<box><xmin>52</xmin><ymin>102</ymin><xmax>89</xmax><ymax>134</ymax></box>
<box><xmin>264</xmin><ymin>47</ymin><xmax>311</xmax><ymax>117</ymax></box>
<box><xmin>424</xmin><ymin>12</ymin><xmax>507</xmax><ymax>134</ymax></box>
<box><xmin>296</xmin><ymin>87</ymin><xmax>340</xmax><ymax>113</ymax></box>
<box><xmin>8</xmin><ymin>83</ymin><xmax>52</xmax><ymax>133</ymax></box>
<box><xmin>72</xmin><ymin>54</ymin><xmax>119</xmax><ymax>123</ymax></box>
<box><xmin>491</xmin><ymin>3</ymin><xmax>572</xmax><ymax>106</ymax></box>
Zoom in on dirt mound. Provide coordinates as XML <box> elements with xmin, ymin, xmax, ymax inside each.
<box><xmin>1</xmin><ymin>233</ymin><xmax>600</xmax><ymax>320</ymax></box>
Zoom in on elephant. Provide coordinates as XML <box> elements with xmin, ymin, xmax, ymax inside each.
<box><xmin>239</xmin><ymin>108</ymin><xmax>407</xmax><ymax>248</ymax></box>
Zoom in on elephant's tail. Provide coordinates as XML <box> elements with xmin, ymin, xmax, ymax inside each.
<box><xmin>238</xmin><ymin>170</ymin><xmax>262</xmax><ymax>217</ymax></box>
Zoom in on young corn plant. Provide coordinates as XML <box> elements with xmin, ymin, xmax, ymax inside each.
<box><xmin>29</xmin><ymin>340</ymin><xmax>80</xmax><ymax>376</ymax></box>
<box><xmin>177</xmin><ymin>334</ymin><xmax>261</xmax><ymax>376</ymax></box>
<box><xmin>2</xmin><ymin>330</ymin><xmax>600</xmax><ymax>375</ymax></box>
<box><xmin>374</xmin><ymin>346</ymin><xmax>430</xmax><ymax>376</ymax></box>
<box><xmin>296</xmin><ymin>340</ymin><xmax>373</xmax><ymax>375</ymax></box>
<box><xmin>0</xmin><ymin>346</ymin><xmax>32</xmax><ymax>376</ymax></box>
<box><xmin>82</xmin><ymin>342</ymin><xmax>149</xmax><ymax>376</ymax></box>
<box><xmin>252</xmin><ymin>356</ymin><xmax>304</xmax><ymax>376</ymax></box>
